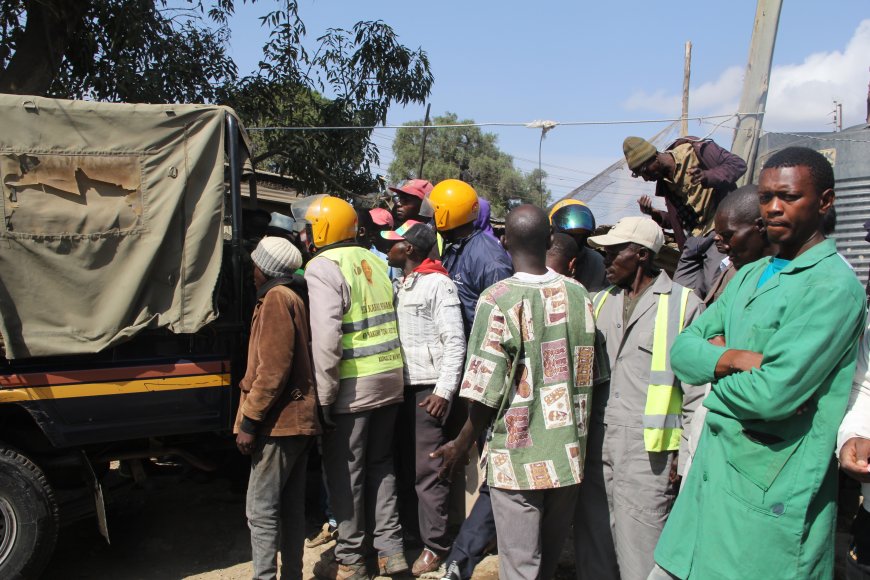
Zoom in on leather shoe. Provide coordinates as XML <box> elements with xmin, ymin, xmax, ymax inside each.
<box><xmin>412</xmin><ymin>548</ymin><xmax>444</xmax><ymax>576</ymax></box>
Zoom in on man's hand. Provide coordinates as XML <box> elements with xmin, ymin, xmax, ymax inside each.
<box><xmin>419</xmin><ymin>394</ymin><xmax>449</xmax><ymax>419</ymax></box>
<box><xmin>637</xmin><ymin>195</ymin><xmax>655</xmax><ymax>216</ymax></box>
<box><xmin>714</xmin><ymin>349</ymin><xmax>763</xmax><ymax>378</ymax></box>
<box><xmin>708</xmin><ymin>335</ymin><xmax>726</xmax><ymax>347</ymax></box>
<box><xmin>236</xmin><ymin>431</ymin><xmax>256</xmax><ymax>456</ymax></box>
<box><xmin>688</xmin><ymin>167</ymin><xmax>706</xmax><ymax>186</ymax></box>
<box><xmin>840</xmin><ymin>436</ymin><xmax>870</xmax><ymax>483</ymax></box>
<box><xmin>667</xmin><ymin>453</ymin><xmax>681</xmax><ymax>493</ymax></box>
<box><xmin>430</xmin><ymin>440</ymin><xmax>470</xmax><ymax>482</ymax></box>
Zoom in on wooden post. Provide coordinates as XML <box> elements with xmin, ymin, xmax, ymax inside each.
<box><xmin>417</xmin><ymin>103</ymin><xmax>432</xmax><ymax>179</ymax></box>
<box><xmin>731</xmin><ymin>0</ymin><xmax>783</xmax><ymax>184</ymax></box>
<box><xmin>681</xmin><ymin>41</ymin><xmax>692</xmax><ymax>137</ymax></box>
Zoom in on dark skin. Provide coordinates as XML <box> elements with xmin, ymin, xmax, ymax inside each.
<box><xmin>712</xmin><ymin>211</ymin><xmax>774</xmax><ymax>270</ymax></box>
<box><xmin>432</xmin><ymin>205</ymin><xmax>549</xmax><ymax>480</ymax></box>
<box><xmin>236</xmin><ymin>266</ymin><xmax>268</xmax><ymax>455</ymax></box>
<box><xmin>636</xmin><ymin>151</ymin><xmax>705</xmax><ymax>222</ymax></box>
<box><xmin>440</xmin><ymin>221</ymin><xmax>474</xmax><ymax>243</ymax></box>
<box><xmin>394</xmin><ymin>192</ymin><xmax>422</xmax><ymax>223</ymax></box>
<box><xmin>602</xmin><ymin>243</ymin><xmax>656</xmax><ymax>299</ymax></box>
<box><xmin>840</xmin><ymin>437</ymin><xmax>870</xmax><ymax>483</ymax></box>
<box><xmin>711</xmin><ymin>166</ymin><xmax>834</xmax><ymax>379</ymax></box>
<box><xmin>387</xmin><ymin>239</ymin><xmax>450</xmax><ymax>419</ymax></box>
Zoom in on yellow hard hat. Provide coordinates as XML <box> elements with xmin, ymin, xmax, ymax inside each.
<box><xmin>548</xmin><ymin>199</ymin><xmax>588</xmax><ymax>222</ymax></box>
<box><xmin>291</xmin><ymin>194</ymin><xmax>358</xmax><ymax>248</ymax></box>
<box><xmin>424</xmin><ymin>179</ymin><xmax>480</xmax><ymax>232</ymax></box>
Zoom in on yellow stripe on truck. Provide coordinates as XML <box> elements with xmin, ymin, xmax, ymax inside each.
<box><xmin>0</xmin><ymin>373</ymin><xmax>230</xmax><ymax>404</ymax></box>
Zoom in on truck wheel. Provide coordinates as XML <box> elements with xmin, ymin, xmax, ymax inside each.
<box><xmin>0</xmin><ymin>447</ymin><xmax>59</xmax><ymax>579</ymax></box>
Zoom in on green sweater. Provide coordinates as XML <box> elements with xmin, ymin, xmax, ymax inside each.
<box><xmin>655</xmin><ymin>239</ymin><xmax>866</xmax><ymax>579</ymax></box>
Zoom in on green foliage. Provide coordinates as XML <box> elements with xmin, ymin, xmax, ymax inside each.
<box><xmin>388</xmin><ymin>113</ymin><xmax>549</xmax><ymax>216</ymax></box>
<box><xmin>0</xmin><ymin>1</ymin><xmax>433</xmax><ymax>196</ymax></box>
<box><xmin>0</xmin><ymin>1</ymin><xmax>236</xmax><ymax>102</ymax></box>
<box><xmin>222</xmin><ymin>9</ymin><xmax>433</xmax><ymax>195</ymax></box>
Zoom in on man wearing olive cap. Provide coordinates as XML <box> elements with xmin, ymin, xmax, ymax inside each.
<box><xmin>623</xmin><ymin>136</ymin><xmax>746</xmax><ymax>297</ymax></box>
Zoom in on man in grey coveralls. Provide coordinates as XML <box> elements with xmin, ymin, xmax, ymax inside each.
<box><xmin>573</xmin><ymin>217</ymin><xmax>703</xmax><ymax>580</ymax></box>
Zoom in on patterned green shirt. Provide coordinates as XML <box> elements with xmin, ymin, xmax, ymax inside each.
<box><xmin>459</xmin><ymin>271</ymin><xmax>608</xmax><ymax>490</ymax></box>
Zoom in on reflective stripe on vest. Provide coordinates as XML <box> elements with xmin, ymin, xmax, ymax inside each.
<box><xmin>592</xmin><ymin>284</ymin><xmax>692</xmax><ymax>452</ymax></box>
<box><xmin>316</xmin><ymin>246</ymin><xmax>403</xmax><ymax>380</ymax></box>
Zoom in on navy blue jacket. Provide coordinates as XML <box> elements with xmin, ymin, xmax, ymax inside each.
<box><xmin>441</xmin><ymin>229</ymin><xmax>513</xmax><ymax>336</ymax></box>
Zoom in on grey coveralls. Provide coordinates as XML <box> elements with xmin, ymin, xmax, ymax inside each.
<box><xmin>574</xmin><ymin>272</ymin><xmax>703</xmax><ymax>580</ymax></box>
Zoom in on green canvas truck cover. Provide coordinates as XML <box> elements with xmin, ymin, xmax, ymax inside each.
<box><xmin>0</xmin><ymin>95</ymin><xmax>246</xmax><ymax>359</ymax></box>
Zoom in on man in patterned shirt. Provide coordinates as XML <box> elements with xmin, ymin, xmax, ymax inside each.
<box><xmin>433</xmin><ymin>204</ymin><xmax>607</xmax><ymax>580</ymax></box>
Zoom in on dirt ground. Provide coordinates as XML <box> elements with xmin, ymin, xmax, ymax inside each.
<box><xmin>43</xmin><ymin>461</ymin><xmax>855</xmax><ymax>580</ymax></box>
<box><xmin>43</xmin><ymin>462</ymin><xmax>503</xmax><ymax>580</ymax></box>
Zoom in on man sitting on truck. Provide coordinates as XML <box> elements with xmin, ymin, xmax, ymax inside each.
<box><xmin>235</xmin><ymin>236</ymin><xmax>321</xmax><ymax>580</ymax></box>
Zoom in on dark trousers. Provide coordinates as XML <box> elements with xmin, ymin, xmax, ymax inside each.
<box><xmin>443</xmin><ymin>426</ymin><xmax>497</xmax><ymax>579</ymax></box>
<box><xmin>446</xmin><ymin>483</ymin><xmax>496</xmax><ymax>578</ymax></box>
<box><xmin>322</xmin><ymin>405</ymin><xmax>404</xmax><ymax>565</ymax></box>
<box><xmin>396</xmin><ymin>385</ymin><xmax>453</xmax><ymax>554</ymax></box>
<box><xmin>848</xmin><ymin>507</ymin><xmax>870</xmax><ymax>580</ymax></box>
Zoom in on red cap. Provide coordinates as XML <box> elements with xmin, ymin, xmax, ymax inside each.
<box><xmin>388</xmin><ymin>179</ymin><xmax>434</xmax><ymax>200</ymax></box>
<box><xmin>369</xmin><ymin>208</ymin><xmax>394</xmax><ymax>228</ymax></box>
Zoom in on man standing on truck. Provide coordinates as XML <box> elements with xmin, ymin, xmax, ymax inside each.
<box><xmin>235</xmin><ymin>237</ymin><xmax>321</xmax><ymax>580</ymax></box>
<box><xmin>296</xmin><ymin>195</ymin><xmax>408</xmax><ymax>580</ymax></box>
<box><xmin>624</xmin><ymin>136</ymin><xmax>746</xmax><ymax>297</ymax></box>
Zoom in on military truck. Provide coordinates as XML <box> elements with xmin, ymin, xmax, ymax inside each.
<box><xmin>0</xmin><ymin>95</ymin><xmax>254</xmax><ymax>578</ymax></box>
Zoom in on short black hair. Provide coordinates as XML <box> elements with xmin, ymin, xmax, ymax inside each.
<box><xmin>506</xmin><ymin>204</ymin><xmax>551</xmax><ymax>255</ymax></box>
<box><xmin>762</xmin><ymin>147</ymin><xmax>834</xmax><ymax>195</ymax></box>
<box><xmin>716</xmin><ymin>184</ymin><xmax>760</xmax><ymax>225</ymax></box>
<box><xmin>548</xmin><ymin>233</ymin><xmax>579</xmax><ymax>261</ymax></box>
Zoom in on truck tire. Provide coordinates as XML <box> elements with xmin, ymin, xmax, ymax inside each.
<box><xmin>0</xmin><ymin>447</ymin><xmax>59</xmax><ymax>580</ymax></box>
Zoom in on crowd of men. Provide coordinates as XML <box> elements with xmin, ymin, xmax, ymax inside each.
<box><xmin>233</xmin><ymin>137</ymin><xmax>870</xmax><ymax>580</ymax></box>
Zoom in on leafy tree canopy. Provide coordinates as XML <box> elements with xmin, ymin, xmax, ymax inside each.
<box><xmin>388</xmin><ymin>112</ymin><xmax>549</xmax><ymax>216</ymax></box>
<box><xmin>0</xmin><ymin>1</ymin><xmax>433</xmax><ymax>195</ymax></box>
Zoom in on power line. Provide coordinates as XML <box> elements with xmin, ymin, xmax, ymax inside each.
<box><xmin>246</xmin><ymin>113</ymin><xmax>757</xmax><ymax>132</ymax></box>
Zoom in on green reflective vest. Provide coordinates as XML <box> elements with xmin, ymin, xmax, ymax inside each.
<box><xmin>316</xmin><ymin>246</ymin><xmax>403</xmax><ymax>380</ymax></box>
<box><xmin>593</xmin><ymin>285</ymin><xmax>692</xmax><ymax>452</ymax></box>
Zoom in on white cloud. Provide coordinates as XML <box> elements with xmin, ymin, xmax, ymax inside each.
<box><xmin>623</xmin><ymin>19</ymin><xmax>870</xmax><ymax>133</ymax></box>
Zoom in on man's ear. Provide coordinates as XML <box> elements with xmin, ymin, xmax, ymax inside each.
<box><xmin>568</xmin><ymin>256</ymin><xmax>577</xmax><ymax>277</ymax></box>
<box><xmin>819</xmin><ymin>188</ymin><xmax>835</xmax><ymax>214</ymax></box>
<box><xmin>754</xmin><ymin>217</ymin><xmax>766</xmax><ymax>234</ymax></box>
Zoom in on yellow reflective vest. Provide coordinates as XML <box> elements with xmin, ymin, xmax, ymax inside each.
<box><xmin>593</xmin><ymin>285</ymin><xmax>692</xmax><ymax>452</ymax></box>
<box><xmin>316</xmin><ymin>246</ymin><xmax>403</xmax><ymax>380</ymax></box>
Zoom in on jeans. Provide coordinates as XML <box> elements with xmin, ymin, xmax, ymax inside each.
<box><xmin>246</xmin><ymin>435</ymin><xmax>312</xmax><ymax>580</ymax></box>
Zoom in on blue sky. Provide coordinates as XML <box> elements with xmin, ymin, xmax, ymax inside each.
<box><xmin>224</xmin><ymin>1</ymin><xmax>870</xmax><ymax>203</ymax></box>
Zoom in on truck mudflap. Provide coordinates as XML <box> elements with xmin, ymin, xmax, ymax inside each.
<box><xmin>0</xmin><ymin>359</ymin><xmax>233</xmax><ymax>448</ymax></box>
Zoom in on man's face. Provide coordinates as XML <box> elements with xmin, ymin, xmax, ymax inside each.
<box><xmin>632</xmin><ymin>155</ymin><xmax>665</xmax><ymax>182</ymax></box>
<box><xmin>714</xmin><ymin>212</ymin><xmax>767</xmax><ymax>270</ymax></box>
<box><xmin>758</xmin><ymin>166</ymin><xmax>831</xmax><ymax>256</ymax></box>
<box><xmin>602</xmin><ymin>243</ymin><xmax>641</xmax><ymax>287</ymax></box>
<box><xmin>393</xmin><ymin>193</ymin><xmax>422</xmax><ymax>223</ymax></box>
<box><xmin>386</xmin><ymin>240</ymin><xmax>408</xmax><ymax>269</ymax></box>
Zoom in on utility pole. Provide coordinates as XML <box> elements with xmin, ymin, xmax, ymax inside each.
<box><xmin>681</xmin><ymin>41</ymin><xmax>692</xmax><ymax>137</ymax></box>
<box><xmin>831</xmin><ymin>100</ymin><xmax>843</xmax><ymax>132</ymax></box>
<box><xmin>731</xmin><ymin>0</ymin><xmax>783</xmax><ymax>185</ymax></box>
<box><xmin>866</xmin><ymin>67</ymin><xmax>869</xmax><ymax>125</ymax></box>
<box><xmin>417</xmin><ymin>103</ymin><xmax>431</xmax><ymax>179</ymax></box>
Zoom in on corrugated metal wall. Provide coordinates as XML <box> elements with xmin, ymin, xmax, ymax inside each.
<box><xmin>831</xmin><ymin>176</ymin><xmax>870</xmax><ymax>283</ymax></box>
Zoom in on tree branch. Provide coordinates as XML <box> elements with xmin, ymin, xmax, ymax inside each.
<box><xmin>0</xmin><ymin>1</ymin><xmax>87</xmax><ymax>95</ymax></box>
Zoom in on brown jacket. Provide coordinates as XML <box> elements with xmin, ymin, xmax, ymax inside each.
<box><xmin>234</xmin><ymin>282</ymin><xmax>321</xmax><ymax>437</ymax></box>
